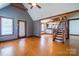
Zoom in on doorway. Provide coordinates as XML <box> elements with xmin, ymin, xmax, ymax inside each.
<box><xmin>18</xmin><ymin>20</ymin><xmax>26</xmax><ymax>38</ymax></box>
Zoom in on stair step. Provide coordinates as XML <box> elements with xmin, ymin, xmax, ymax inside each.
<box><xmin>56</xmin><ymin>35</ymin><xmax>63</xmax><ymax>37</ymax></box>
<box><xmin>58</xmin><ymin>31</ymin><xmax>63</xmax><ymax>32</ymax></box>
<box><xmin>55</xmin><ymin>39</ymin><xmax>63</xmax><ymax>42</ymax></box>
<box><xmin>57</xmin><ymin>32</ymin><xmax>63</xmax><ymax>33</ymax></box>
<box><xmin>57</xmin><ymin>31</ymin><xmax>63</xmax><ymax>32</ymax></box>
<box><xmin>57</xmin><ymin>33</ymin><xmax>63</xmax><ymax>35</ymax></box>
<box><xmin>56</xmin><ymin>37</ymin><xmax>63</xmax><ymax>39</ymax></box>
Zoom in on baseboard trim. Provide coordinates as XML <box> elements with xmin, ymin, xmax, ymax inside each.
<box><xmin>0</xmin><ymin>37</ymin><xmax>27</xmax><ymax>42</ymax></box>
<box><xmin>0</xmin><ymin>38</ymin><xmax>17</xmax><ymax>42</ymax></box>
<box><xmin>27</xmin><ymin>35</ymin><xmax>41</xmax><ymax>38</ymax></box>
<box><xmin>0</xmin><ymin>35</ymin><xmax>41</xmax><ymax>42</ymax></box>
<box><xmin>27</xmin><ymin>35</ymin><xmax>34</xmax><ymax>38</ymax></box>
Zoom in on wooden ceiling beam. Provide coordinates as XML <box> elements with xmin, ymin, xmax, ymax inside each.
<box><xmin>40</xmin><ymin>10</ymin><xmax>79</xmax><ymax>21</ymax></box>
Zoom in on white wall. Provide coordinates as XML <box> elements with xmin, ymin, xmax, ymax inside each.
<box><xmin>23</xmin><ymin>3</ymin><xmax>79</xmax><ymax>21</ymax></box>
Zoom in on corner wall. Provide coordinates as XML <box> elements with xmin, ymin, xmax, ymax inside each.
<box><xmin>0</xmin><ymin>5</ymin><xmax>33</xmax><ymax>41</ymax></box>
<box><xmin>33</xmin><ymin>20</ymin><xmax>41</xmax><ymax>37</ymax></box>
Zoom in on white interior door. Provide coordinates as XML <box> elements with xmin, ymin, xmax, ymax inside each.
<box><xmin>19</xmin><ymin>21</ymin><xmax>26</xmax><ymax>37</ymax></box>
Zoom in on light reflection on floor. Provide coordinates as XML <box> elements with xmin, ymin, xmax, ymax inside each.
<box><xmin>0</xmin><ymin>34</ymin><xmax>79</xmax><ymax>56</ymax></box>
<box><xmin>0</xmin><ymin>46</ymin><xmax>14</xmax><ymax>56</ymax></box>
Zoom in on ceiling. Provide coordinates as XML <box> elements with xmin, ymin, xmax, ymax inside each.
<box><xmin>23</xmin><ymin>3</ymin><xmax>79</xmax><ymax>21</ymax></box>
<box><xmin>0</xmin><ymin>3</ymin><xmax>79</xmax><ymax>21</ymax></box>
<box><xmin>0</xmin><ymin>3</ymin><xmax>10</xmax><ymax>9</ymax></box>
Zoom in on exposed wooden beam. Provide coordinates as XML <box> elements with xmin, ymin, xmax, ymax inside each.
<box><xmin>40</xmin><ymin>10</ymin><xmax>79</xmax><ymax>21</ymax></box>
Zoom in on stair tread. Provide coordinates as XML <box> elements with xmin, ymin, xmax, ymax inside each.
<box><xmin>56</xmin><ymin>35</ymin><xmax>63</xmax><ymax>36</ymax></box>
<box><xmin>57</xmin><ymin>33</ymin><xmax>63</xmax><ymax>34</ymax></box>
<box><xmin>55</xmin><ymin>40</ymin><xmax>63</xmax><ymax>42</ymax></box>
<box><xmin>56</xmin><ymin>37</ymin><xmax>63</xmax><ymax>39</ymax></box>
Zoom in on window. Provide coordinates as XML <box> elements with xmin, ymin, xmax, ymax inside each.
<box><xmin>41</xmin><ymin>23</ymin><xmax>45</xmax><ymax>31</ymax></box>
<box><xmin>41</xmin><ymin>23</ymin><xmax>47</xmax><ymax>32</ymax></box>
<box><xmin>69</xmin><ymin>19</ymin><xmax>79</xmax><ymax>35</ymax></box>
<box><xmin>48</xmin><ymin>25</ymin><xmax>52</xmax><ymax>29</ymax></box>
<box><xmin>0</xmin><ymin>17</ymin><xmax>14</xmax><ymax>35</ymax></box>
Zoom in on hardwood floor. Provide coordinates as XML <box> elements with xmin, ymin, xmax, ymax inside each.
<box><xmin>0</xmin><ymin>34</ymin><xmax>79</xmax><ymax>56</ymax></box>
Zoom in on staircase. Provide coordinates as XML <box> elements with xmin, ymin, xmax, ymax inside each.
<box><xmin>53</xmin><ymin>21</ymin><xmax>66</xmax><ymax>43</ymax></box>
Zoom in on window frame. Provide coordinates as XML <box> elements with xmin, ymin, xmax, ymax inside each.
<box><xmin>0</xmin><ymin>16</ymin><xmax>14</xmax><ymax>36</ymax></box>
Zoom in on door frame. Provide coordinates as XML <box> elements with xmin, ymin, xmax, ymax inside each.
<box><xmin>18</xmin><ymin>20</ymin><xmax>27</xmax><ymax>38</ymax></box>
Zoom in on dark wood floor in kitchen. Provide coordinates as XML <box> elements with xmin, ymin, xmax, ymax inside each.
<box><xmin>0</xmin><ymin>34</ymin><xmax>79</xmax><ymax>56</ymax></box>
